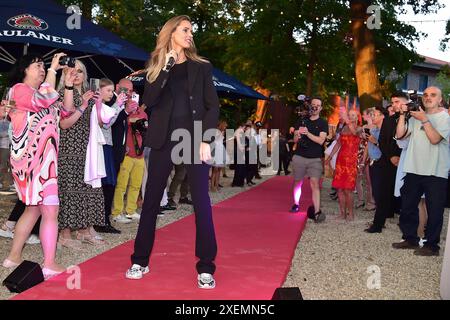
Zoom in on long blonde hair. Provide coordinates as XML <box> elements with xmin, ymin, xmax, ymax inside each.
<box><xmin>58</xmin><ymin>59</ymin><xmax>88</xmax><ymax>92</ymax></box>
<box><xmin>146</xmin><ymin>15</ymin><xmax>208</xmax><ymax>83</ymax></box>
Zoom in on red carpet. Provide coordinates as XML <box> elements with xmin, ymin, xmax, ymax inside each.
<box><xmin>13</xmin><ymin>176</ymin><xmax>309</xmax><ymax>300</ymax></box>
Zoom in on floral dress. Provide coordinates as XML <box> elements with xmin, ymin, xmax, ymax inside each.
<box><xmin>9</xmin><ymin>83</ymin><xmax>67</xmax><ymax>205</ymax></box>
<box><xmin>57</xmin><ymin>89</ymin><xmax>105</xmax><ymax>230</ymax></box>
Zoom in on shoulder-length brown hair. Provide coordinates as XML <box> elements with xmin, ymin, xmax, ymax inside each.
<box><xmin>146</xmin><ymin>15</ymin><xmax>208</xmax><ymax>83</ymax></box>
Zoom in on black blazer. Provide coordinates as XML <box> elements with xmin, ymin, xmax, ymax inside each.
<box><xmin>142</xmin><ymin>59</ymin><xmax>220</xmax><ymax>150</ymax></box>
<box><xmin>378</xmin><ymin>115</ymin><xmax>401</xmax><ymax>167</ymax></box>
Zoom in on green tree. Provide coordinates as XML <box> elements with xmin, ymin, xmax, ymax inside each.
<box><xmin>435</xmin><ymin>65</ymin><xmax>450</xmax><ymax>103</ymax></box>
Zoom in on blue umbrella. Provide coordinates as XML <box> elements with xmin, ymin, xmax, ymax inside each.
<box><xmin>0</xmin><ymin>0</ymin><xmax>149</xmax><ymax>81</ymax></box>
<box><xmin>127</xmin><ymin>68</ymin><xmax>269</xmax><ymax>100</ymax></box>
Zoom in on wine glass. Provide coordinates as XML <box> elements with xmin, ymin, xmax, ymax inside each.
<box><xmin>1</xmin><ymin>87</ymin><xmax>15</xmax><ymax>120</ymax></box>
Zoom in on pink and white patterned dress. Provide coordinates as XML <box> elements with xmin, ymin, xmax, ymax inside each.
<box><xmin>9</xmin><ymin>82</ymin><xmax>69</xmax><ymax>206</ymax></box>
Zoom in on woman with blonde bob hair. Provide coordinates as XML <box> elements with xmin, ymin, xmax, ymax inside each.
<box><xmin>126</xmin><ymin>15</ymin><xmax>220</xmax><ymax>289</ymax></box>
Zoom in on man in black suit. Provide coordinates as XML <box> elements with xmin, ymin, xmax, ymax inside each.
<box><xmin>364</xmin><ymin>93</ymin><xmax>404</xmax><ymax>233</ymax></box>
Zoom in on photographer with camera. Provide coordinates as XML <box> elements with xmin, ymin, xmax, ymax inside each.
<box><xmin>392</xmin><ymin>86</ymin><xmax>450</xmax><ymax>256</ymax></box>
<box><xmin>289</xmin><ymin>97</ymin><xmax>327</xmax><ymax>223</ymax></box>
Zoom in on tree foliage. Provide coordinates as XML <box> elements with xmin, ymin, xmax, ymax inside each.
<box><xmin>53</xmin><ymin>0</ymin><xmax>447</xmax><ymax>113</ymax></box>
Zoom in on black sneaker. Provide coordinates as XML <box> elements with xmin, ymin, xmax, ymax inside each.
<box><xmin>94</xmin><ymin>225</ymin><xmax>121</xmax><ymax>234</ymax></box>
<box><xmin>289</xmin><ymin>204</ymin><xmax>299</xmax><ymax>213</ymax></box>
<box><xmin>167</xmin><ymin>198</ymin><xmax>177</xmax><ymax>207</ymax></box>
<box><xmin>314</xmin><ymin>210</ymin><xmax>326</xmax><ymax>223</ymax></box>
<box><xmin>160</xmin><ymin>204</ymin><xmax>176</xmax><ymax>211</ymax></box>
<box><xmin>179</xmin><ymin>197</ymin><xmax>193</xmax><ymax>205</ymax></box>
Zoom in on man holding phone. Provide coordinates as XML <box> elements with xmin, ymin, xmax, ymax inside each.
<box><xmin>109</xmin><ymin>79</ymin><xmax>139</xmax><ymax>174</ymax></box>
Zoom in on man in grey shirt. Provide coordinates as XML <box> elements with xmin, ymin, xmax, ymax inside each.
<box><xmin>393</xmin><ymin>86</ymin><xmax>450</xmax><ymax>256</ymax></box>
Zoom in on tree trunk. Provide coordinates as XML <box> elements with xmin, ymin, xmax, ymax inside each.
<box><xmin>81</xmin><ymin>0</ymin><xmax>94</xmax><ymax>20</ymax></box>
<box><xmin>350</xmin><ymin>0</ymin><xmax>382</xmax><ymax>111</ymax></box>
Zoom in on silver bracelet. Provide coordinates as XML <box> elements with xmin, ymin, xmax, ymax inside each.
<box><xmin>76</xmin><ymin>107</ymin><xmax>85</xmax><ymax>115</ymax></box>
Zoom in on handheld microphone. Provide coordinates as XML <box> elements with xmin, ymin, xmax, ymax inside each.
<box><xmin>165</xmin><ymin>56</ymin><xmax>176</xmax><ymax>71</ymax></box>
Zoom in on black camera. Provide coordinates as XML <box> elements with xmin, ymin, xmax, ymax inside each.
<box><xmin>131</xmin><ymin>119</ymin><xmax>148</xmax><ymax>136</ymax></box>
<box><xmin>295</xmin><ymin>95</ymin><xmax>312</xmax><ymax>149</ymax></box>
<box><xmin>364</xmin><ymin>128</ymin><xmax>371</xmax><ymax>136</ymax></box>
<box><xmin>405</xmin><ymin>91</ymin><xmax>423</xmax><ymax>113</ymax></box>
<box><xmin>59</xmin><ymin>56</ymin><xmax>76</xmax><ymax>68</ymax></box>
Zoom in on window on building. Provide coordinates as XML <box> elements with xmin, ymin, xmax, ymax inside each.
<box><xmin>401</xmin><ymin>75</ymin><xmax>408</xmax><ymax>90</ymax></box>
<box><xmin>419</xmin><ymin>75</ymin><xmax>428</xmax><ymax>92</ymax></box>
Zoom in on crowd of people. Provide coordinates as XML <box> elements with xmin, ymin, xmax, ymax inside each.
<box><xmin>322</xmin><ymin>89</ymin><xmax>450</xmax><ymax>256</ymax></box>
<box><xmin>0</xmin><ymin>14</ymin><xmax>449</xmax><ymax>291</ymax></box>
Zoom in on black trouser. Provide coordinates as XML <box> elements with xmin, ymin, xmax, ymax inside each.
<box><xmin>400</xmin><ymin>173</ymin><xmax>447</xmax><ymax>250</ymax></box>
<box><xmin>369</xmin><ymin>162</ymin><xmax>382</xmax><ymax>208</ymax></box>
<box><xmin>168</xmin><ymin>164</ymin><xmax>189</xmax><ymax>200</ymax></box>
<box><xmin>102</xmin><ymin>185</ymin><xmax>115</xmax><ymax>225</ymax></box>
<box><xmin>446</xmin><ymin>175</ymin><xmax>450</xmax><ymax>208</ymax></box>
<box><xmin>232</xmin><ymin>163</ymin><xmax>247</xmax><ymax>186</ymax></box>
<box><xmin>131</xmin><ymin>118</ymin><xmax>217</xmax><ymax>274</ymax></box>
<box><xmin>9</xmin><ymin>199</ymin><xmax>40</xmax><ymax>235</ymax></box>
<box><xmin>232</xmin><ymin>142</ymin><xmax>247</xmax><ymax>186</ymax></box>
<box><xmin>277</xmin><ymin>153</ymin><xmax>289</xmax><ymax>174</ymax></box>
<box><xmin>370</xmin><ymin>160</ymin><xmax>397</xmax><ymax>229</ymax></box>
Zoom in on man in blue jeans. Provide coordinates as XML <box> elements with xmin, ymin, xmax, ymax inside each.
<box><xmin>393</xmin><ymin>86</ymin><xmax>450</xmax><ymax>256</ymax></box>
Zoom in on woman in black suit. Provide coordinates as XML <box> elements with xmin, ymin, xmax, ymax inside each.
<box><xmin>125</xmin><ymin>15</ymin><xmax>219</xmax><ymax>289</ymax></box>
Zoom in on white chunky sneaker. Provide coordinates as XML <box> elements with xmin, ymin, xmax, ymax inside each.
<box><xmin>197</xmin><ymin>273</ymin><xmax>216</xmax><ymax>289</ymax></box>
<box><xmin>113</xmin><ymin>214</ymin><xmax>132</xmax><ymax>224</ymax></box>
<box><xmin>125</xmin><ymin>264</ymin><xmax>149</xmax><ymax>280</ymax></box>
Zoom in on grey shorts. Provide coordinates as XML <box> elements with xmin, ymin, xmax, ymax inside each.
<box><xmin>292</xmin><ymin>155</ymin><xmax>323</xmax><ymax>181</ymax></box>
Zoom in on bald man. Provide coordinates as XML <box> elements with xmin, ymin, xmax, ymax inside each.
<box><xmin>111</xmin><ymin>79</ymin><xmax>138</xmax><ymax>172</ymax></box>
<box><xmin>393</xmin><ymin>86</ymin><xmax>450</xmax><ymax>256</ymax></box>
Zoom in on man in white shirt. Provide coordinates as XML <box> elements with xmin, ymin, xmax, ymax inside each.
<box><xmin>393</xmin><ymin>86</ymin><xmax>450</xmax><ymax>256</ymax></box>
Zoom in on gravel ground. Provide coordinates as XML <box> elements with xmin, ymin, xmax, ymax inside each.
<box><xmin>284</xmin><ymin>177</ymin><xmax>448</xmax><ymax>300</ymax></box>
<box><xmin>0</xmin><ymin>174</ymin><xmax>447</xmax><ymax>300</ymax></box>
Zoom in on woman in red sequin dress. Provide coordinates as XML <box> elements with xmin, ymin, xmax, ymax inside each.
<box><xmin>326</xmin><ymin>110</ymin><xmax>361</xmax><ymax>221</ymax></box>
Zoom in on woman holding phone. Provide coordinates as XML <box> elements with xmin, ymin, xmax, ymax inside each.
<box><xmin>57</xmin><ymin>61</ymin><xmax>108</xmax><ymax>248</ymax></box>
<box><xmin>125</xmin><ymin>15</ymin><xmax>220</xmax><ymax>289</ymax></box>
<box><xmin>1</xmin><ymin>53</ymin><xmax>75</xmax><ymax>278</ymax></box>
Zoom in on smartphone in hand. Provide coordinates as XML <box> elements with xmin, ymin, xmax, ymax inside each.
<box><xmin>131</xmin><ymin>93</ymin><xmax>140</xmax><ymax>104</ymax></box>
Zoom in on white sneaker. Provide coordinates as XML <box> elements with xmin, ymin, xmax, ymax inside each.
<box><xmin>0</xmin><ymin>223</ymin><xmax>14</xmax><ymax>239</ymax></box>
<box><xmin>113</xmin><ymin>214</ymin><xmax>132</xmax><ymax>224</ymax></box>
<box><xmin>125</xmin><ymin>212</ymin><xmax>141</xmax><ymax>220</ymax></box>
<box><xmin>197</xmin><ymin>273</ymin><xmax>216</xmax><ymax>289</ymax></box>
<box><xmin>125</xmin><ymin>264</ymin><xmax>149</xmax><ymax>280</ymax></box>
<box><xmin>25</xmin><ymin>234</ymin><xmax>41</xmax><ymax>245</ymax></box>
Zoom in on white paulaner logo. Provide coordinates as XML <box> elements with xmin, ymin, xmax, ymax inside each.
<box><xmin>7</xmin><ymin>14</ymin><xmax>49</xmax><ymax>31</ymax></box>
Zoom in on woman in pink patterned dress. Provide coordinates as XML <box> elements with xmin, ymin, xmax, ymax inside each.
<box><xmin>1</xmin><ymin>53</ymin><xmax>77</xmax><ymax>278</ymax></box>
